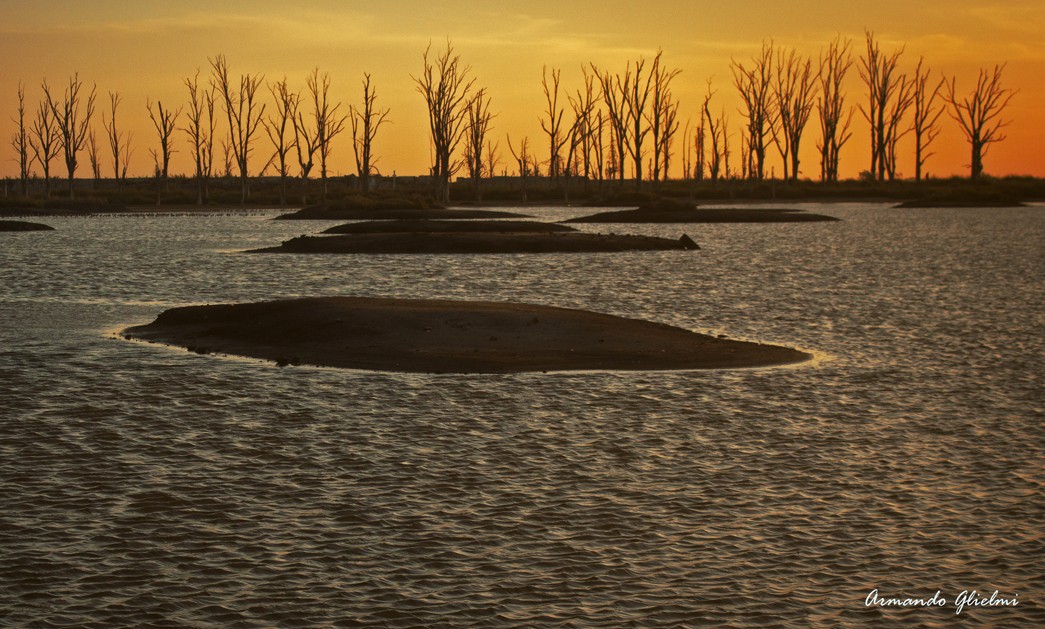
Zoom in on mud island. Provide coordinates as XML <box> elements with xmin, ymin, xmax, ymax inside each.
<box><xmin>121</xmin><ymin>297</ymin><xmax>811</xmax><ymax>373</ymax></box>
<box><xmin>248</xmin><ymin>220</ymin><xmax>699</xmax><ymax>254</ymax></box>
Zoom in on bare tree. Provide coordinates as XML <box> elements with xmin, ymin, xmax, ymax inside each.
<box><xmin>592</xmin><ymin>64</ymin><xmax>630</xmax><ymax>184</ymax></box>
<box><xmin>264</xmin><ymin>77</ymin><xmax>298</xmax><ymax>205</ymax></box>
<box><xmin>10</xmin><ymin>83</ymin><xmax>30</xmax><ymax>197</ymax></box>
<box><xmin>731</xmin><ymin>41</ymin><xmax>775</xmax><ymax>180</ymax></box>
<box><xmin>484</xmin><ymin>139</ymin><xmax>501</xmax><ymax>180</ymax></box>
<box><xmin>625</xmin><ymin>55</ymin><xmax>657</xmax><ymax>188</ymax></box>
<box><xmin>944</xmin><ymin>64</ymin><xmax>1016</xmax><ymax>181</ymax></box>
<box><xmin>349</xmin><ymin>73</ymin><xmax>391</xmax><ymax>194</ymax></box>
<box><xmin>44</xmin><ymin>74</ymin><xmax>97</xmax><ymax>199</ymax></box>
<box><xmin>646</xmin><ymin>51</ymin><xmax>681</xmax><ymax>182</ymax></box>
<box><xmin>910</xmin><ymin>57</ymin><xmax>945</xmax><ymax>181</ymax></box>
<box><xmin>292</xmin><ymin>92</ymin><xmax>320</xmax><ymax>205</ymax></box>
<box><xmin>413</xmin><ymin>40</ymin><xmax>475</xmax><ymax>204</ymax></box>
<box><xmin>147</xmin><ymin>99</ymin><xmax>182</xmax><ymax>199</ymax></box>
<box><xmin>859</xmin><ymin>31</ymin><xmax>910</xmax><ymax>181</ymax></box>
<box><xmin>102</xmin><ymin>92</ymin><xmax>131</xmax><ymax>189</ymax></box>
<box><xmin>29</xmin><ymin>97</ymin><xmax>61</xmax><ymax>198</ymax></box>
<box><xmin>570</xmin><ymin>68</ymin><xmax>599</xmax><ymax>187</ymax></box>
<box><xmin>303</xmin><ymin>68</ymin><xmax>347</xmax><ymax>200</ymax></box>
<box><xmin>771</xmin><ymin>47</ymin><xmax>818</xmax><ymax>181</ymax></box>
<box><xmin>87</xmin><ymin>129</ymin><xmax>101</xmax><ymax>187</ymax></box>
<box><xmin>540</xmin><ymin>66</ymin><xmax>568</xmax><ymax>179</ymax></box>
<box><xmin>183</xmin><ymin>70</ymin><xmax>216</xmax><ymax>205</ymax></box>
<box><xmin>210</xmin><ymin>54</ymin><xmax>266</xmax><ymax>203</ymax></box>
<box><xmin>463</xmin><ymin>88</ymin><xmax>493</xmax><ymax>202</ymax></box>
<box><xmin>507</xmin><ymin>134</ymin><xmax>534</xmax><ymax>201</ymax></box>
<box><xmin>817</xmin><ymin>36</ymin><xmax>854</xmax><ymax>182</ymax></box>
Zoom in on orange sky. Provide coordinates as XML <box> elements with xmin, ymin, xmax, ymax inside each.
<box><xmin>1</xmin><ymin>1</ymin><xmax>1043</xmax><ymax>181</ymax></box>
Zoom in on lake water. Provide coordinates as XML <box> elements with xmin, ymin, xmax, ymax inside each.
<box><xmin>1</xmin><ymin>203</ymin><xmax>1042</xmax><ymax>627</ymax></box>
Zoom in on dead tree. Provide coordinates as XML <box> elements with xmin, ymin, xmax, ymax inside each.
<box><xmin>264</xmin><ymin>77</ymin><xmax>298</xmax><ymax>205</ymax></box>
<box><xmin>463</xmin><ymin>88</ymin><xmax>493</xmax><ymax>202</ymax></box>
<box><xmin>102</xmin><ymin>92</ymin><xmax>130</xmax><ymax>190</ymax></box>
<box><xmin>646</xmin><ymin>51</ymin><xmax>681</xmax><ymax>182</ymax></box>
<box><xmin>10</xmin><ymin>83</ymin><xmax>29</xmax><ymax>197</ymax></box>
<box><xmin>625</xmin><ymin>55</ymin><xmax>657</xmax><ymax>188</ymax></box>
<box><xmin>210</xmin><ymin>54</ymin><xmax>266</xmax><ymax>203</ymax></box>
<box><xmin>304</xmin><ymin>68</ymin><xmax>347</xmax><ymax>200</ymax></box>
<box><xmin>731</xmin><ymin>41</ymin><xmax>775</xmax><ymax>180</ymax></box>
<box><xmin>29</xmin><ymin>97</ymin><xmax>60</xmax><ymax>198</ymax></box>
<box><xmin>539</xmin><ymin>66</ymin><xmax>568</xmax><ymax>179</ymax></box>
<box><xmin>484</xmin><ymin>139</ymin><xmax>501</xmax><ymax>180</ymax></box>
<box><xmin>592</xmin><ymin>64</ymin><xmax>630</xmax><ymax>184</ymax></box>
<box><xmin>771</xmin><ymin>47</ymin><xmax>818</xmax><ymax>181</ymax></box>
<box><xmin>944</xmin><ymin>64</ymin><xmax>1016</xmax><ymax>181</ymax></box>
<box><xmin>507</xmin><ymin>134</ymin><xmax>534</xmax><ymax>201</ymax></box>
<box><xmin>859</xmin><ymin>31</ymin><xmax>908</xmax><ymax>181</ymax></box>
<box><xmin>292</xmin><ymin>91</ymin><xmax>320</xmax><ymax>205</ymax></box>
<box><xmin>817</xmin><ymin>36</ymin><xmax>854</xmax><ymax>182</ymax></box>
<box><xmin>183</xmin><ymin>70</ymin><xmax>216</xmax><ymax>205</ymax></box>
<box><xmin>413</xmin><ymin>40</ymin><xmax>474</xmax><ymax>204</ymax></box>
<box><xmin>147</xmin><ymin>99</ymin><xmax>182</xmax><ymax>199</ymax></box>
<box><xmin>882</xmin><ymin>76</ymin><xmax>914</xmax><ymax>180</ymax></box>
<box><xmin>349</xmin><ymin>73</ymin><xmax>391</xmax><ymax>194</ymax></box>
<box><xmin>87</xmin><ymin>130</ymin><xmax>101</xmax><ymax>187</ymax></box>
<box><xmin>44</xmin><ymin>74</ymin><xmax>97</xmax><ymax>199</ymax></box>
<box><xmin>910</xmin><ymin>57</ymin><xmax>945</xmax><ymax>181</ymax></box>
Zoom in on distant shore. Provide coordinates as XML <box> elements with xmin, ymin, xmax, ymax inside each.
<box><xmin>121</xmin><ymin>297</ymin><xmax>811</xmax><ymax>373</ymax></box>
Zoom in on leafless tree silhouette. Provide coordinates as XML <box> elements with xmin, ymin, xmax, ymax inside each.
<box><xmin>87</xmin><ymin>129</ymin><xmax>101</xmax><ymax>186</ymax></box>
<box><xmin>29</xmin><ymin>95</ymin><xmax>61</xmax><ymax>198</ymax></box>
<box><xmin>647</xmin><ymin>51</ymin><xmax>681</xmax><ymax>182</ymax></box>
<box><xmin>731</xmin><ymin>42</ymin><xmax>775</xmax><ymax>180</ymax></box>
<box><xmin>304</xmin><ymin>68</ymin><xmax>347</xmax><ymax>200</ymax></box>
<box><xmin>183</xmin><ymin>71</ymin><xmax>216</xmax><ymax>205</ymax></box>
<box><xmin>817</xmin><ymin>36</ymin><xmax>854</xmax><ymax>182</ymax></box>
<box><xmin>463</xmin><ymin>88</ymin><xmax>493</xmax><ymax>202</ymax></box>
<box><xmin>625</xmin><ymin>54</ymin><xmax>657</xmax><ymax>188</ymax></box>
<box><xmin>859</xmin><ymin>31</ymin><xmax>912</xmax><ymax>181</ymax></box>
<box><xmin>292</xmin><ymin>89</ymin><xmax>320</xmax><ymax>205</ymax></box>
<box><xmin>909</xmin><ymin>58</ymin><xmax>944</xmax><ymax>181</ymax></box>
<box><xmin>507</xmin><ymin>134</ymin><xmax>534</xmax><ymax>201</ymax></box>
<box><xmin>102</xmin><ymin>92</ymin><xmax>132</xmax><ymax>190</ymax></box>
<box><xmin>44</xmin><ymin>74</ymin><xmax>97</xmax><ymax>199</ymax></box>
<box><xmin>414</xmin><ymin>40</ymin><xmax>474</xmax><ymax>204</ymax></box>
<box><xmin>350</xmin><ymin>73</ymin><xmax>391</xmax><ymax>194</ymax></box>
<box><xmin>210</xmin><ymin>55</ymin><xmax>265</xmax><ymax>203</ymax></box>
<box><xmin>944</xmin><ymin>64</ymin><xmax>1016</xmax><ymax>181</ymax></box>
<box><xmin>147</xmin><ymin>98</ymin><xmax>182</xmax><ymax>200</ymax></box>
<box><xmin>264</xmin><ymin>77</ymin><xmax>298</xmax><ymax>206</ymax></box>
<box><xmin>771</xmin><ymin>47</ymin><xmax>818</xmax><ymax>181</ymax></box>
<box><xmin>592</xmin><ymin>63</ymin><xmax>630</xmax><ymax>184</ymax></box>
<box><xmin>540</xmin><ymin>66</ymin><xmax>567</xmax><ymax>179</ymax></box>
<box><xmin>10</xmin><ymin>83</ymin><xmax>29</xmax><ymax>197</ymax></box>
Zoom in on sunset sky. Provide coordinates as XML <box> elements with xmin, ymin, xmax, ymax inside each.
<box><xmin>1</xmin><ymin>0</ymin><xmax>1042</xmax><ymax>181</ymax></box>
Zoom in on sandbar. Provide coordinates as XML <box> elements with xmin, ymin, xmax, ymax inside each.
<box><xmin>121</xmin><ymin>297</ymin><xmax>811</xmax><ymax>373</ymax></box>
<box><xmin>322</xmin><ymin>220</ymin><xmax>576</xmax><ymax>234</ymax></box>
<box><xmin>565</xmin><ymin>207</ymin><xmax>839</xmax><ymax>223</ymax></box>
<box><xmin>247</xmin><ymin>231</ymin><xmax>698</xmax><ymax>254</ymax></box>
<box><xmin>0</xmin><ymin>220</ymin><xmax>55</xmax><ymax>231</ymax></box>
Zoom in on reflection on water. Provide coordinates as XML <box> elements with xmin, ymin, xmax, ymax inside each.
<box><xmin>1</xmin><ymin>204</ymin><xmax>1042</xmax><ymax>626</ymax></box>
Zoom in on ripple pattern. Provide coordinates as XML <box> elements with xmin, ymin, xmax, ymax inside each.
<box><xmin>1</xmin><ymin>205</ymin><xmax>1042</xmax><ymax>626</ymax></box>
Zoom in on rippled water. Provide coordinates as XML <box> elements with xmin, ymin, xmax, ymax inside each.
<box><xmin>1</xmin><ymin>204</ymin><xmax>1042</xmax><ymax>627</ymax></box>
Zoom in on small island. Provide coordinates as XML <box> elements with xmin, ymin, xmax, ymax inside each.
<box><xmin>566</xmin><ymin>201</ymin><xmax>840</xmax><ymax>223</ymax></box>
<box><xmin>0</xmin><ymin>220</ymin><xmax>55</xmax><ymax>231</ymax></box>
<box><xmin>274</xmin><ymin>197</ymin><xmax>528</xmax><ymax>220</ymax></box>
<box><xmin>121</xmin><ymin>297</ymin><xmax>811</xmax><ymax>373</ymax></box>
<box><xmin>247</xmin><ymin>229</ymin><xmax>698</xmax><ymax>254</ymax></box>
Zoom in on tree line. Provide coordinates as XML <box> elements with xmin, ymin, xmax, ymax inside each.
<box><xmin>7</xmin><ymin>33</ymin><xmax>1016</xmax><ymax>204</ymax></box>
